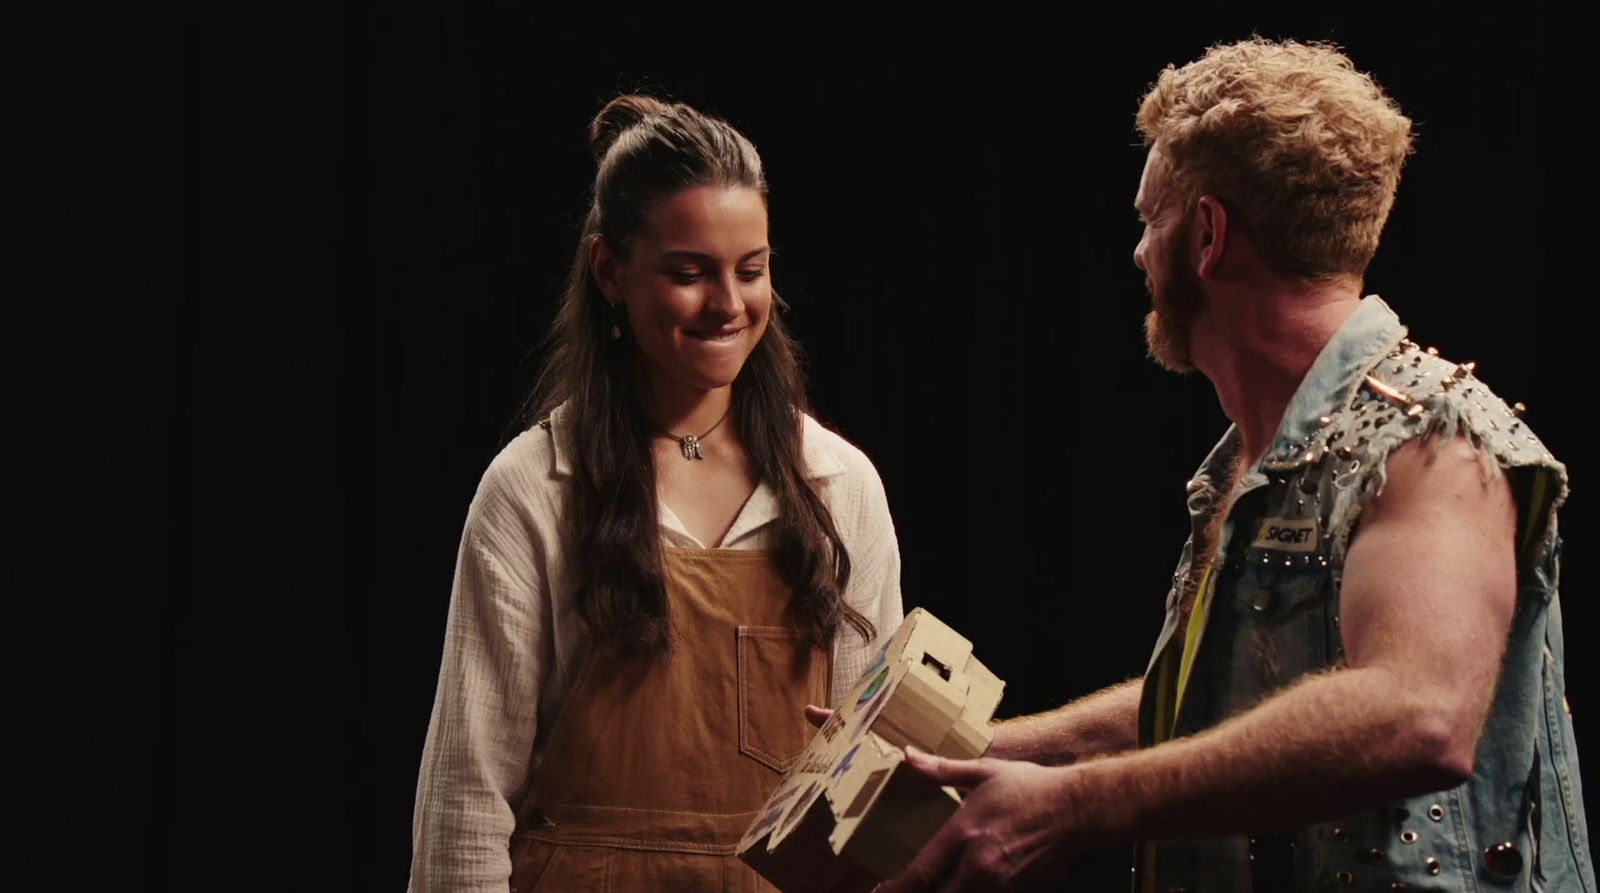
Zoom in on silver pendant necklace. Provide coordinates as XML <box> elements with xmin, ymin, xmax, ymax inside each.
<box><xmin>652</xmin><ymin>408</ymin><xmax>731</xmax><ymax>461</ymax></box>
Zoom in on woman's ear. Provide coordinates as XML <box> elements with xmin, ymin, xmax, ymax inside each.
<box><xmin>590</xmin><ymin>237</ymin><xmax>624</xmax><ymax>304</ymax></box>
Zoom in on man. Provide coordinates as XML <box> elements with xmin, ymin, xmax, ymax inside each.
<box><xmin>875</xmin><ymin>38</ymin><xmax>1592</xmax><ymax>893</ymax></box>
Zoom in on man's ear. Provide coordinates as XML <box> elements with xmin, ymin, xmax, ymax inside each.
<box><xmin>1195</xmin><ymin>195</ymin><xmax>1229</xmax><ymax>279</ymax></box>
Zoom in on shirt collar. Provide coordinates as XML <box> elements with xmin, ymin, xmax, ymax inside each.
<box><xmin>1256</xmin><ymin>294</ymin><xmax>1409</xmax><ymax>473</ymax></box>
<box><xmin>546</xmin><ymin>401</ymin><xmax>848</xmax><ymax>481</ymax></box>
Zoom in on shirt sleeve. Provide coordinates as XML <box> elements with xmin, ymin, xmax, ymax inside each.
<box><xmin>828</xmin><ymin>452</ymin><xmax>906</xmax><ymax>706</ymax></box>
<box><xmin>409</xmin><ymin>466</ymin><xmax>551</xmax><ymax>893</ymax></box>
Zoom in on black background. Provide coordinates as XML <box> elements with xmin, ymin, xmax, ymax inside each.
<box><xmin>24</xmin><ymin>4</ymin><xmax>1588</xmax><ymax>891</ymax></box>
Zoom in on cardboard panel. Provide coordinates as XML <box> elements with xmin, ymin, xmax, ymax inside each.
<box><xmin>736</xmin><ymin>608</ymin><xmax>1006</xmax><ymax>892</ymax></box>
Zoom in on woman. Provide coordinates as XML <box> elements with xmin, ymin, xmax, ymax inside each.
<box><xmin>408</xmin><ymin>94</ymin><xmax>904</xmax><ymax>892</ymax></box>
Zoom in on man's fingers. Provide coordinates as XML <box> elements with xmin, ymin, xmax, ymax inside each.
<box><xmin>873</xmin><ymin>821</ymin><xmax>964</xmax><ymax>893</ymax></box>
<box><xmin>903</xmin><ymin>745</ymin><xmax>1002</xmax><ymax>790</ymax></box>
<box><xmin>804</xmin><ymin>704</ymin><xmax>831</xmax><ymax>728</ymax></box>
<box><xmin>932</xmin><ymin>857</ymin><xmax>991</xmax><ymax>893</ymax></box>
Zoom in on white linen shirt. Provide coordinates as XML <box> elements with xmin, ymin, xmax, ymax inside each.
<box><xmin>408</xmin><ymin>402</ymin><xmax>905</xmax><ymax>893</ymax></box>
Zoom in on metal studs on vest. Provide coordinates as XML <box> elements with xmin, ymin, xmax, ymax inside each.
<box><xmin>1336</xmin><ymin>870</ymin><xmax>1354</xmax><ymax>884</ymax></box>
<box><xmin>1390</xmin><ymin>884</ymin><xmax>1408</xmax><ymax>891</ymax></box>
<box><xmin>1334</xmin><ymin>459</ymin><xmax>1362</xmax><ymax>488</ymax></box>
<box><xmin>1333</xmin><ymin>827</ymin><xmax>1350</xmax><ymax>844</ymax></box>
<box><xmin>1428</xmin><ymin>804</ymin><xmax>1444</xmax><ymax>822</ymax></box>
<box><xmin>1425</xmin><ymin>857</ymin><xmax>1442</xmax><ymax>875</ymax></box>
<box><xmin>1356</xmin><ymin>848</ymin><xmax>1386</xmax><ymax>865</ymax></box>
<box><xmin>1251</xmin><ymin>589</ymin><xmax>1276</xmax><ymax>614</ymax></box>
<box><xmin>1400</xmin><ymin>830</ymin><xmax>1418</xmax><ymax>844</ymax></box>
<box><xmin>1483</xmin><ymin>843</ymin><xmax>1523</xmax><ymax>879</ymax></box>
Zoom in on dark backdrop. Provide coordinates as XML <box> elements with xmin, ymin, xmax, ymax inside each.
<box><xmin>25</xmin><ymin>4</ymin><xmax>1587</xmax><ymax>891</ymax></box>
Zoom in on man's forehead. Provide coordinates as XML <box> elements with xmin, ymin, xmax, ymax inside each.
<box><xmin>1136</xmin><ymin>146</ymin><xmax>1171</xmax><ymax>209</ymax></box>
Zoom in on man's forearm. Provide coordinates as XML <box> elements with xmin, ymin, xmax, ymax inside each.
<box><xmin>1055</xmin><ymin>665</ymin><xmax>1470</xmax><ymax>849</ymax></box>
<box><xmin>986</xmin><ymin>678</ymin><xmax>1143</xmax><ymax>765</ymax></box>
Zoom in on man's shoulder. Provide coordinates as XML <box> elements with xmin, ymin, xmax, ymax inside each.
<box><xmin>1317</xmin><ymin>339</ymin><xmax>1568</xmax><ymax>562</ymax></box>
<box><xmin>1348</xmin><ymin>340</ymin><xmax>1560</xmax><ymax>471</ymax></box>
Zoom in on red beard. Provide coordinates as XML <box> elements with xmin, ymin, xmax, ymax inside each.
<box><xmin>1143</xmin><ymin>216</ymin><xmax>1205</xmax><ymax>373</ymax></box>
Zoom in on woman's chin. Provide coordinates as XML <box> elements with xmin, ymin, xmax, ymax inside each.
<box><xmin>638</xmin><ymin>346</ymin><xmax>752</xmax><ymax>394</ymax></box>
<box><xmin>651</xmin><ymin>365</ymin><xmax>742</xmax><ymax>394</ymax></box>
<box><xmin>685</xmin><ymin>370</ymin><xmax>741</xmax><ymax>391</ymax></box>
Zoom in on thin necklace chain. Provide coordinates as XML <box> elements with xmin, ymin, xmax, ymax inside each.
<box><xmin>650</xmin><ymin>407</ymin><xmax>731</xmax><ymax>461</ymax></box>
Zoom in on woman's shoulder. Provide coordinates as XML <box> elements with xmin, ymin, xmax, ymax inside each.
<box><xmin>800</xmin><ymin>414</ymin><xmax>901</xmax><ymax>576</ymax></box>
<box><xmin>483</xmin><ymin>423</ymin><xmax>561</xmax><ymax>488</ymax></box>
<box><xmin>466</xmin><ymin>408</ymin><xmax>571</xmax><ymax>536</ymax></box>
<box><xmin>799</xmin><ymin>413</ymin><xmax>888</xmax><ymax>501</ymax></box>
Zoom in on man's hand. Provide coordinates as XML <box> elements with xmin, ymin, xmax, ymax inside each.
<box><xmin>875</xmin><ymin>747</ymin><xmax>1075</xmax><ymax>893</ymax></box>
<box><xmin>804</xmin><ymin>704</ymin><xmax>831</xmax><ymax>728</ymax></box>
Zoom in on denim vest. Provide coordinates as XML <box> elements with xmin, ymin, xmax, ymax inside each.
<box><xmin>1134</xmin><ymin>296</ymin><xmax>1592</xmax><ymax>892</ymax></box>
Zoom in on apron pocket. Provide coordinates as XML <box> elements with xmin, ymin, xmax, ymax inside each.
<box><xmin>509</xmin><ymin>838</ymin><xmax>609</xmax><ymax>893</ymax></box>
<box><xmin>737</xmin><ymin>625</ymin><xmax>823</xmax><ymax>773</ymax></box>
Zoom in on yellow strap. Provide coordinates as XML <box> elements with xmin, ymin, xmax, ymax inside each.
<box><xmin>1149</xmin><ymin>648</ymin><xmax>1173</xmax><ymax>745</ymax></box>
<box><xmin>1136</xmin><ymin>840</ymin><xmax>1159</xmax><ymax>893</ymax></box>
<box><xmin>1522</xmin><ymin>468</ymin><xmax>1551</xmax><ymax>558</ymax></box>
<box><xmin>1173</xmin><ymin>564</ymin><xmax>1215</xmax><ymax>716</ymax></box>
<box><xmin>1138</xmin><ymin>565</ymin><xmax>1215</xmax><ymax>893</ymax></box>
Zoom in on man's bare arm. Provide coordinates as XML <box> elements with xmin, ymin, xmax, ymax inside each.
<box><xmin>986</xmin><ymin>678</ymin><xmax>1143</xmax><ymax>765</ymax></box>
<box><xmin>805</xmin><ymin>678</ymin><xmax>1142</xmax><ymax>767</ymax></box>
<box><xmin>1054</xmin><ymin>435</ymin><xmax>1518</xmax><ymax>845</ymax></box>
<box><xmin>874</xmin><ymin>435</ymin><xmax>1522</xmax><ymax>893</ymax></box>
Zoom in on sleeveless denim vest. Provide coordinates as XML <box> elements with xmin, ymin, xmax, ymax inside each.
<box><xmin>1134</xmin><ymin>296</ymin><xmax>1592</xmax><ymax>892</ymax></box>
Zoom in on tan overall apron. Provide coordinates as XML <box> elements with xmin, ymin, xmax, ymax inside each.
<box><xmin>509</xmin><ymin>549</ymin><xmax>830</xmax><ymax>892</ymax></box>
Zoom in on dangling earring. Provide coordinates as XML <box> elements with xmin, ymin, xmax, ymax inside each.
<box><xmin>610</xmin><ymin>303</ymin><xmax>623</xmax><ymax>341</ymax></box>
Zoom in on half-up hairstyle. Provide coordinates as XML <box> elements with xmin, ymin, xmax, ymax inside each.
<box><xmin>530</xmin><ymin>94</ymin><xmax>874</xmax><ymax>655</ymax></box>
